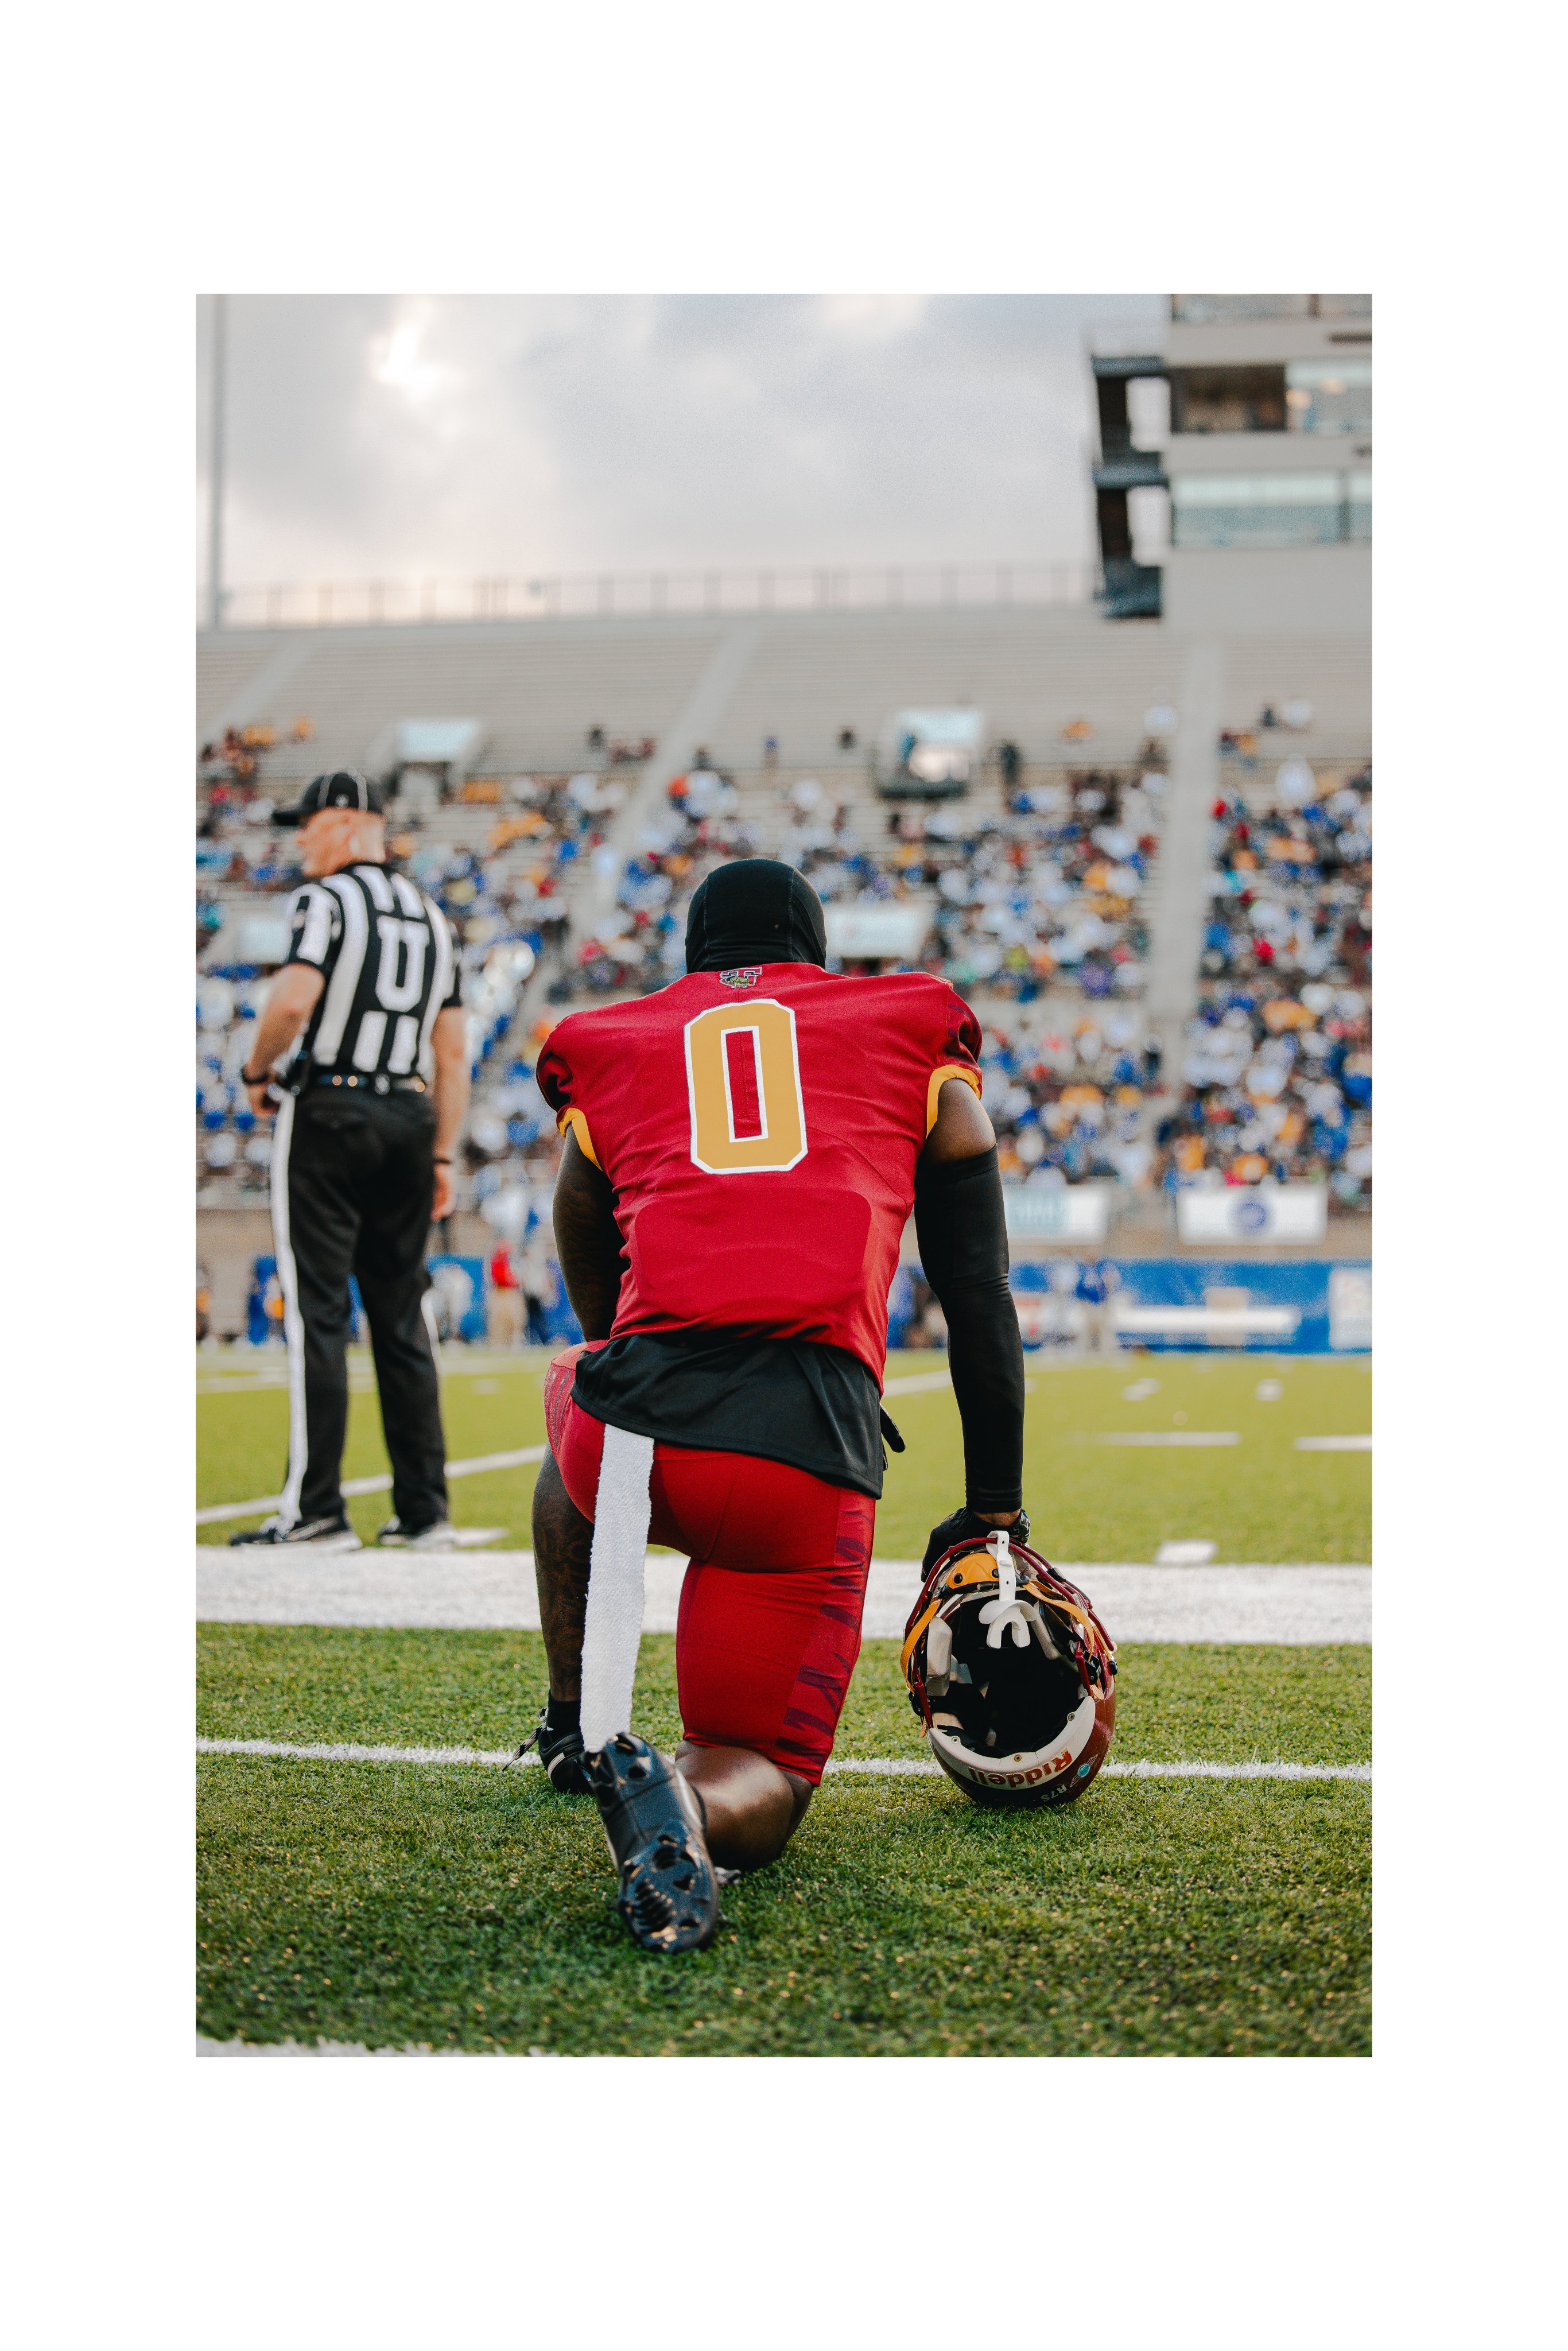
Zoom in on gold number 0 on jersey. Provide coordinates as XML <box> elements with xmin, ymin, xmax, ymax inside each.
<box><xmin>684</xmin><ymin>999</ymin><xmax>808</xmax><ymax>1174</ymax></box>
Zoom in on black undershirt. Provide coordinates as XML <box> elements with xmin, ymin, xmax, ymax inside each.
<box><xmin>569</xmin><ymin>1329</ymin><xmax>887</xmax><ymax>1499</ymax></box>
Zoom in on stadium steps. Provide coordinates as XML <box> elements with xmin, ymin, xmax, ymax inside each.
<box><xmin>197</xmin><ymin>618</ymin><xmax>728</xmax><ymax>785</ymax></box>
<box><xmin>708</xmin><ymin>605</ymin><xmax>1367</xmax><ymax>772</ymax></box>
<box><xmin>197</xmin><ymin>643</ymin><xmax>285</xmax><ymax>737</ymax></box>
<box><xmin>199</xmin><ymin>609</ymin><xmax>1371</xmax><ymax>789</ymax></box>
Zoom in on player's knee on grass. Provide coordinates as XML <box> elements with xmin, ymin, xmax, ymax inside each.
<box><xmin>676</xmin><ymin>1741</ymin><xmax>813</xmax><ymax>1871</ymax></box>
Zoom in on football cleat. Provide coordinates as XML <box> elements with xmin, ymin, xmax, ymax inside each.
<box><xmin>228</xmin><ymin>1514</ymin><xmax>362</xmax><ymax>1551</ymax></box>
<box><xmin>513</xmin><ymin>1704</ymin><xmax>592</xmax><ymax>1795</ymax></box>
<box><xmin>376</xmin><ymin>1518</ymin><xmax>458</xmax><ymax>1550</ymax></box>
<box><xmin>902</xmin><ymin>1524</ymin><xmax>1116</xmax><ymax>1808</ymax></box>
<box><xmin>588</xmin><ymin>1733</ymin><xmax>720</xmax><ymax>1953</ymax></box>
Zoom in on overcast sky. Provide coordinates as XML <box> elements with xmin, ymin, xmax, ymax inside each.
<box><xmin>196</xmin><ymin>293</ymin><xmax>1164</xmax><ymax>590</ymax></box>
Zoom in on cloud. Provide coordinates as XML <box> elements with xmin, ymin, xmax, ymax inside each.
<box><xmin>815</xmin><ymin>293</ymin><xmax>931</xmax><ymax>339</ymax></box>
<box><xmin>199</xmin><ymin>292</ymin><xmax>1163</xmax><ymax>587</ymax></box>
<box><xmin>368</xmin><ymin>302</ymin><xmax>463</xmax><ymax>413</ymax></box>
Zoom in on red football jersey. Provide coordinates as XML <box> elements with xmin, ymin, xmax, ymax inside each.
<box><xmin>536</xmin><ymin>963</ymin><xmax>982</xmax><ymax>1380</ymax></box>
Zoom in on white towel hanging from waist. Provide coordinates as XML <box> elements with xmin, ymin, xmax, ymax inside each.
<box><xmin>579</xmin><ymin>1422</ymin><xmax>656</xmax><ymax>1752</ymax></box>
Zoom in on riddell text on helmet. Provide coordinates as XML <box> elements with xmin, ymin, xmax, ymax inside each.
<box><xmin>953</xmin><ymin>1744</ymin><xmax>1077</xmax><ymax>1788</ymax></box>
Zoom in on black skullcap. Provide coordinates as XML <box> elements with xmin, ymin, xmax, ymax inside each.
<box><xmin>684</xmin><ymin>858</ymin><xmax>828</xmax><ymax>974</ymax></box>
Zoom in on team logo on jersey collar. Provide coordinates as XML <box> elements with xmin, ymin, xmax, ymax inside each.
<box><xmin>719</xmin><ymin>967</ymin><xmax>762</xmax><ymax>988</ymax></box>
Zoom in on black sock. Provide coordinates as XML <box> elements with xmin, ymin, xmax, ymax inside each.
<box><xmin>545</xmin><ymin>1695</ymin><xmax>581</xmax><ymax>1736</ymax></box>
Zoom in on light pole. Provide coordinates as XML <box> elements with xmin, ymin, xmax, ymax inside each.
<box><xmin>207</xmin><ymin>293</ymin><xmax>227</xmax><ymax>630</ymax></box>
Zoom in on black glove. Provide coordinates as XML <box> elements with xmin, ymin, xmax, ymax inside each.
<box><xmin>921</xmin><ymin>1505</ymin><xmax>1030</xmax><ymax>1577</ymax></box>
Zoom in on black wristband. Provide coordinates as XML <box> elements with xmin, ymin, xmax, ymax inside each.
<box><xmin>240</xmin><ymin>1068</ymin><xmax>270</xmax><ymax>1088</ymax></box>
<box><xmin>433</xmin><ymin>1156</ymin><xmax>452</xmax><ymax>1165</ymax></box>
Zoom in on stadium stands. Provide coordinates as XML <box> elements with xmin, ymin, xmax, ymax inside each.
<box><xmin>196</xmin><ymin>604</ymin><xmax>1371</xmax><ymax>1232</ymax></box>
<box><xmin>1155</xmin><ymin>759</ymin><xmax>1372</xmax><ymax>1206</ymax></box>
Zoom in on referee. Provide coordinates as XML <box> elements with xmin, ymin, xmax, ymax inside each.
<box><xmin>230</xmin><ymin>770</ymin><xmax>471</xmax><ymax>1552</ymax></box>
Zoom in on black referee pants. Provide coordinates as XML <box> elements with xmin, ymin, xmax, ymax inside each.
<box><xmin>270</xmin><ymin>1087</ymin><xmax>449</xmax><ymax>1531</ymax></box>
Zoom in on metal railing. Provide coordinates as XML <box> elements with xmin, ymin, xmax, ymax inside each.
<box><xmin>199</xmin><ymin>561</ymin><xmax>1098</xmax><ymax>633</ymax></box>
<box><xmin>1170</xmin><ymin>294</ymin><xmax>1372</xmax><ymax>324</ymax></box>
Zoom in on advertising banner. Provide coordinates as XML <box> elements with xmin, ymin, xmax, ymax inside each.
<box><xmin>1175</xmin><ymin>1184</ymin><xmax>1328</xmax><ymax>1246</ymax></box>
<box><xmin>824</xmin><ymin>903</ymin><xmax>933</xmax><ymax>961</ymax></box>
<box><xmin>1007</xmin><ymin>1258</ymin><xmax>1370</xmax><ymax>1354</ymax></box>
<box><xmin>1004</xmin><ymin>1185</ymin><xmax>1112</xmax><ymax>1244</ymax></box>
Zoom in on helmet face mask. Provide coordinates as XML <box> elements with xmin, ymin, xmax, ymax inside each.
<box><xmin>902</xmin><ymin>1531</ymin><xmax>1117</xmax><ymax>1809</ymax></box>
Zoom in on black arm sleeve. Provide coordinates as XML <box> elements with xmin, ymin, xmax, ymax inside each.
<box><xmin>913</xmin><ymin>1144</ymin><xmax>1025</xmax><ymax>1512</ymax></box>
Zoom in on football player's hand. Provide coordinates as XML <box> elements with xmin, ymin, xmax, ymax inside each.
<box><xmin>921</xmin><ymin>1505</ymin><xmax>1030</xmax><ymax>1576</ymax></box>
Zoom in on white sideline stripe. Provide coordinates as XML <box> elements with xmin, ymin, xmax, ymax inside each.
<box><xmin>1295</xmin><ymin>1435</ymin><xmax>1373</xmax><ymax>1450</ymax></box>
<box><xmin>195</xmin><ymin>1445</ymin><xmax>548</xmax><ymax>1524</ymax></box>
<box><xmin>195</xmin><ymin>1737</ymin><xmax>1368</xmax><ymax>1782</ymax></box>
<box><xmin>880</xmin><ymin>1370</ymin><xmax>953</xmax><ymax>1397</ymax></box>
<box><xmin>196</xmin><ymin>1554</ymin><xmax>1372</xmax><ymax>1642</ymax></box>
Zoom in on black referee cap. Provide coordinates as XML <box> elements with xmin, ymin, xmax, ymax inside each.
<box><xmin>273</xmin><ymin>770</ymin><xmax>386</xmax><ymax>827</ymax></box>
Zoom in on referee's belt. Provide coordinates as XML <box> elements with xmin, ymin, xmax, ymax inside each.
<box><xmin>311</xmin><ymin>1072</ymin><xmax>427</xmax><ymax>1093</ymax></box>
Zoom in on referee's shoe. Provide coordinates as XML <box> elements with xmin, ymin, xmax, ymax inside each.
<box><xmin>376</xmin><ymin>1516</ymin><xmax>458</xmax><ymax>1550</ymax></box>
<box><xmin>229</xmin><ymin>1514</ymin><xmax>362</xmax><ymax>1550</ymax></box>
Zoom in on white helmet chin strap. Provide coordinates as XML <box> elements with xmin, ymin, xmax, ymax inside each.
<box><xmin>977</xmin><ymin>1526</ymin><xmax>1036</xmax><ymax>1651</ymax></box>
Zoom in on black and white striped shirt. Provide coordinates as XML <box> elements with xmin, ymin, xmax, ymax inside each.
<box><xmin>280</xmin><ymin>863</ymin><xmax>462</xmax><ymax>1080</ymax></box>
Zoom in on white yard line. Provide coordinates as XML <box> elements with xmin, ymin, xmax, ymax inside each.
<box><xmin>1090</xmin><ymin>1431</ymin><xmax>1241</xmax><ymax>1446</ymax></box>
<box><xmin>197</xmin><ymin>2036</ymin><xmax>550</xmax><ymax>2058</ymax></box>
<box><xmin>1295</xmin><ymin>1436</ymin><xmax>1372</xmax><ymax>1450</ymax></box>
<box><xmin>195</xmin><ymin>1736</ymin><xmax>1368</xmax><ymax>1782</ymax></box>
<box><xmin>880</xmin><ymin>1370</ymin><xmax>954</xmax><ymax>1397</ymax></box>
<box><xmin>200</xmin><ymin>1735</ymin><xmax>528</xmax><ymax>1766</ymax></box>
<box><xmin>442</xmin><ymin>1448</ymin><xmax>549</xmax><ymax>1477</ymax></box>
<box><xmin>195</xmin><ymin>1446</ymin><xmax>548</xmax><ymax>1526</ymax></box>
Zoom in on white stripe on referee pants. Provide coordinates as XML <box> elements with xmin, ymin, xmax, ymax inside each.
<box><xmin>269</xmin><ymin>1092</ymin><xmax>309</xmax><ymax>1531</ymax></box>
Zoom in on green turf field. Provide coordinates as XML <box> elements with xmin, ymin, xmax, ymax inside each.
<box><xmin>196</xmin><ymin>1345</ymin><xmax>1371</xmax><ymax>2055</ymax></box>
<box><xmin>197</xmin><ymin>1632</ymin><xmax>1369</xmax><ymax>2057</ymax></box>
<box><xmin>199</xmin><ymin>1346</ymin><xmax>1371</xmax><ymax>1559</ymax></box>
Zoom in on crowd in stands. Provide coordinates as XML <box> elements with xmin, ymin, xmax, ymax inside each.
<box><xmin>971</xmin><ymin>1009</ymin><xmax>1163</xmax><ymax>1190</ymax></box>
<box><xmin>558</xmin><ymin>760</ymin><xmax>759</xmax><ymax>999</ymax></box>
<box><xmin>549</xmin><ymin>752</ymin><xmax>1170</xmax><ymax>1195</ymax></box>
<box><xmin>923</xmin><ymin>765</ymin><xmax>1162</xmax><ymax>1003</ymax></box>
<box><xmin>565</xmin><ymin>754</ymin><xmax>1166</xmax><ymax>1015</ymax></box>
<box><xmin>197</xmin><ymin>711</ymin><xmax>1369</xmax><ymax>1231</ymax></box>
<box><xmin>1154</xmin><ymin>762</ymin><xmax>1372</xmax><ymax>1206</ymax></box>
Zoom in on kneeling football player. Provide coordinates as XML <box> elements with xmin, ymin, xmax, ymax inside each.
<box><xmin>521</xmin><ymin>859</ymin><xmax>1026</xmax><ymax>1951</ymax></box>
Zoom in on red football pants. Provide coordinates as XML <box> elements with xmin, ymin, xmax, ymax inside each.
<box><xmin>544</xmin><ymin>1348</ymin><xmax>874</xmax><ymax>1784</ymax></box>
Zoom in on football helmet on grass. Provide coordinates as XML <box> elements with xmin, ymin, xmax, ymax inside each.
<box><xmin>902</xmin><ymin>1526</ymin><xmax>1116</xmax><ymax>1807</ymax></box>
